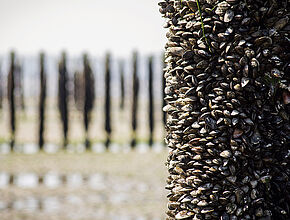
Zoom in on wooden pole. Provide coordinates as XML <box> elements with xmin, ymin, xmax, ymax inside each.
<box><xmin>104</xmin><ymin>53</ymin><xmax>112</xmax><ymax>149</ymax></box>
<box><xmin>58</xmin><ymin>52</ymin><xmax>69</xmax><ymax>148</ymax></box>
<box><xmin>148</xmin><ymin>56</ymin><xmax>154</xmax><ymax>146</ymax></box>
<box><xmin>38</xmin><ymin>52</ymin><xmax>47</xmax><ymax>150</ymax></box>
<box><xmin>83</xmin><ymin>53</ymin><xmax>95</xmax><ymax>150</ymax></box>
<box><xmin>130</xmin><ymin>51</ymin><xmax>139</xmax><ymax>148</ymax></box>
<box><xmin>7</xmin><ymin>51</ymin><xmax>16</xmax><ymax>150</ymax></box>
<box><xmin>119</xmin><ymin>60</ymin><xmax>125</xmax><ymax>110</ymax></box>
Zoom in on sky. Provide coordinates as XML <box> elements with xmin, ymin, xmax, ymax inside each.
<box><xmin>0</xmin><ymin>0</ymin><xmax>167</xmax><ymax>57</ymax></box>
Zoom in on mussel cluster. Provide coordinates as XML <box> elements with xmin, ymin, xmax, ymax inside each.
<box><xmin>159</xmin><ymin>0</ymin><xmax>289</xmax><ymax>219</ymax></box>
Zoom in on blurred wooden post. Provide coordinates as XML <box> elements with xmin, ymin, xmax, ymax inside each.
<box><xmin>83</xmin><ymin>53</ymin><xmax>95</xmax><ymax>150</ymax></box>
<box><xmin>104</xmin><ymin>53</ymin><xmax>112</xmax><ymax>149</ymax></box>
<box><xmin>7</xmin><ymin>51</ymin><xmax>16</xmax><ymax>150</ymax></box>
<box><xmin>131</xmin><ymin>51</ymin><xmax>139</xmax><ymax>148</ymax></box>
<box><xmin>38</xmin><ymin>52</ymin><xmax>46</xmax><ymax>150</ymax></box>
<box><xmin>58</xmin><ymin>52</ymin><xmax>69</xmax><ymax>149</ymax></box>
<box><xmin>119</xmin><ymin>60</ymin><xmax>125</xmax><ymax>110</ymax></box>
<box><xmin>148</xmin><ymin>56</ymin><xmax>154</xmax><ymax>147</ymax></box>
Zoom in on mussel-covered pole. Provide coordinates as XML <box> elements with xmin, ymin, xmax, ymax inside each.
<box><xmin>58</xmin><ymin>52</ymin><xmax>69</xmax><ymax>148</ymax></box>
<box><xmin>7</xmin><ymin>51</ymin><xmax>16</xmax><ymax>149</ymax></box>
<box><xmin>162</xmin><ymin>53</ymin><xmax>167</xmax><ymax>127</ymax></box>
<box><xmin>160</xmin><ymin>0</ymin><xmax>289</xmax><ymax>219</ymax></box>
<box><xmin>162</xmin><ymin>53</ymin><xmax>167</xmax><ymax>147</ymax></box>
<box><xmin>130</xmin><ymin>51</ymin><xmax>139</xmax><ymax>148</ymax></box>
<box><xmin>38</xmin><ymin>53</ymin><xmax>46</xmax><ymax>150</ymax></box>
<box><xmin>119</xmin><ymin>60</ymin><xmax>125</xmax><ymax>110</ymax></box>
<box><xmin>104</xmin><ymin>53</ymin><xmax>111</xmax><ymax>149</ymax></box>
<box><xmin>148</xmin><ymin>56</ymin><xmax>154</xmax><ymax>146</ymax></box>
<box><xmin>83</xmin><ymin>54</ymin><xmax>95</xmax><ymax>150</ymax></box>
<box><xmin>0</xmin><ymin>62</ymin><xmax>3</xmax><ymax>110</ymax></box>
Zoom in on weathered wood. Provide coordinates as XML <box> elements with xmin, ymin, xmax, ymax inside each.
<box><xmin>104</xmin><ymin>53</ymin><xmax>111</xmax><ymax>149</ymax></box>
<box><xmin>83</xmin><ymin>54</ymin><xmax>95</xmax><ymax>150</ymax></box>
<box><xmin>7</xmin><ymin>51</ymin><xmax>16</xmax><ymax>149</ymax></box>
<box><xmin>130</xmin><ymin>51</ymin><xmax>139</xmax><ymax>148</ymax></box>
<box><xmin>38</xmin><ymin>52</ymin><xmax>47</xmax><ymax>150</ymax></box>
<box><xmin>58</xmin><ymin>52</ymin><xmax>69</xmax><ymax>148</ymax></box>
<box><xmin>119</xmin><ymin>60</ymin><xmax>125</xmax><ymax>110</ymax></box>
<box><xmin>148</xmin><ymin>56</ymin><xmax>154</xmax><ymax>146</ymax></box>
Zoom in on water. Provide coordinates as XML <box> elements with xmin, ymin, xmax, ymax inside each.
<box><xmin>0</xmin><ymin>201</ymin><xmax>7</xmax><ymax>210</ymax></box>
<box><xmin>0</xmin><ymin>144</ymin><xmax>10</xmax><ymax>154</ymax></box>
<box><xmin>0</xmin><ymin>143</ymin><xmax>166</xmax><ymax>154</ymax></box>
<box><xmin>25</xmin><ymin>197</ymin><xmax>39</xmax><ymax>212</ymax></box>
<box><xmin>65</xmin><ymin>195</ymin><xmax>83</xmax><ymax>205</ymax></box>
<box><xmin>44</xmin><ymin>172</ymin><xmax>61</xmax><ymax>188</ymax></box>
<box><xmin>88</xmin><ymin>173</ymin><xmax>106</xmax><ymax>190</ymax></box>
<box><xmin>87</xmin><ymin>193</ymin><xmax>107</xmax><ymax>204</ymax></box>
<box><xmin>111</xmin><ymin>181</ymin><xmax>132</xmax><ymax>192</ymax></box>
<box><xmin>109</xmin><ymin>192</ymin><xmax>129</xmax><ymax>204</ymax></box>
<box><xmin>66</xmin><ymin>144</ymin><xmax>86</xmax><ymax>153</ymax></box>
<box><xmin>11</xmin><ymin>197</ymin><xmax>38</xmax><ymax>211</ymax></box>
<box><xmin>44</xmin><ymin>143</ymin><xmax>60</xmax><ymax>153</ymax></box>
<box><xmin>14</xmin><ymin>173</ymin><xmax>38</xmax><ymax>188</ymax></box>
<box><xmin>111</xmin><ymin>215</ymin><xmax>132</xmax><ymax>220</ymax></box>
<box><xmin>0</xmin><ymin>145</ymin><xmax>166</xmax><ymax>219</ymax></box>
<box><xmin>110</xmin><ymin>143</ymin><xmax>122</xmax><ymax>153</ymax></box>
<box><xmin>136</xmin><ymin>143</ymin><xmax>149</xmax><ymax>153</ymax></box>
<box><xmin>122</xmin><ymin>144</ymin><xmax>132</xmax><ymax>153</ymax></box>
<box><xmin>0</xmin><ymin>172</ymin><xmax>9</xmax><ymax>188</ymax></box>
<box><xmin>152</xmin><ymin>143</ymin><xmax>165</xmax><ymax>153</ymax></box>
<box><xmin>66</xmin><ymin>173</ymin><xmax>83</xmax><ymax>188</ymax></box>
<box><xmin>135</xmin><ymin>182</ymin><xmax>149</xmax><ymax>193</ymax></box>
<box><xmin>12</xmin><ymin>199</ymin><xmax>26</xmax><ymax>211</ymax></box>
<box><xmin>22</xmin><ymin>143</ymin><xmax>38</xmax><ymax>154</ymax></box>
<box><xmin>42</xmin><ymin>196</ymin><xmax>60</xmax><ymax>213</ymax></box>
<box><xmin>92</xmin><ymin>143</ymin><xmax>106</xmax><ymax>153</ymax></box>
<box><xmin>0</xmin><ymin>171</ymin><xmax>165</xmax><ymax>219</ymax></box>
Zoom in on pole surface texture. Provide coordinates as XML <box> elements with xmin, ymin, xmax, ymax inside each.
<box><xmin>159</xmin><ymin>0</ymin><xmax>289</xmax><ymax>219</ymax></box>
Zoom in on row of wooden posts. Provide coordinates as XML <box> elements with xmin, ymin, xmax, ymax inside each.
<box><xmin>0</xmin><ymin>51</ymin><xmax>167</xmax><ymax>150</ymax></box>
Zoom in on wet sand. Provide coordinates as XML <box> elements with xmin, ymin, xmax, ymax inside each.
<box><xmin>0</xmin><ymin>150</ymin><xmax>168</xmax><ymax>220</ymax></box>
